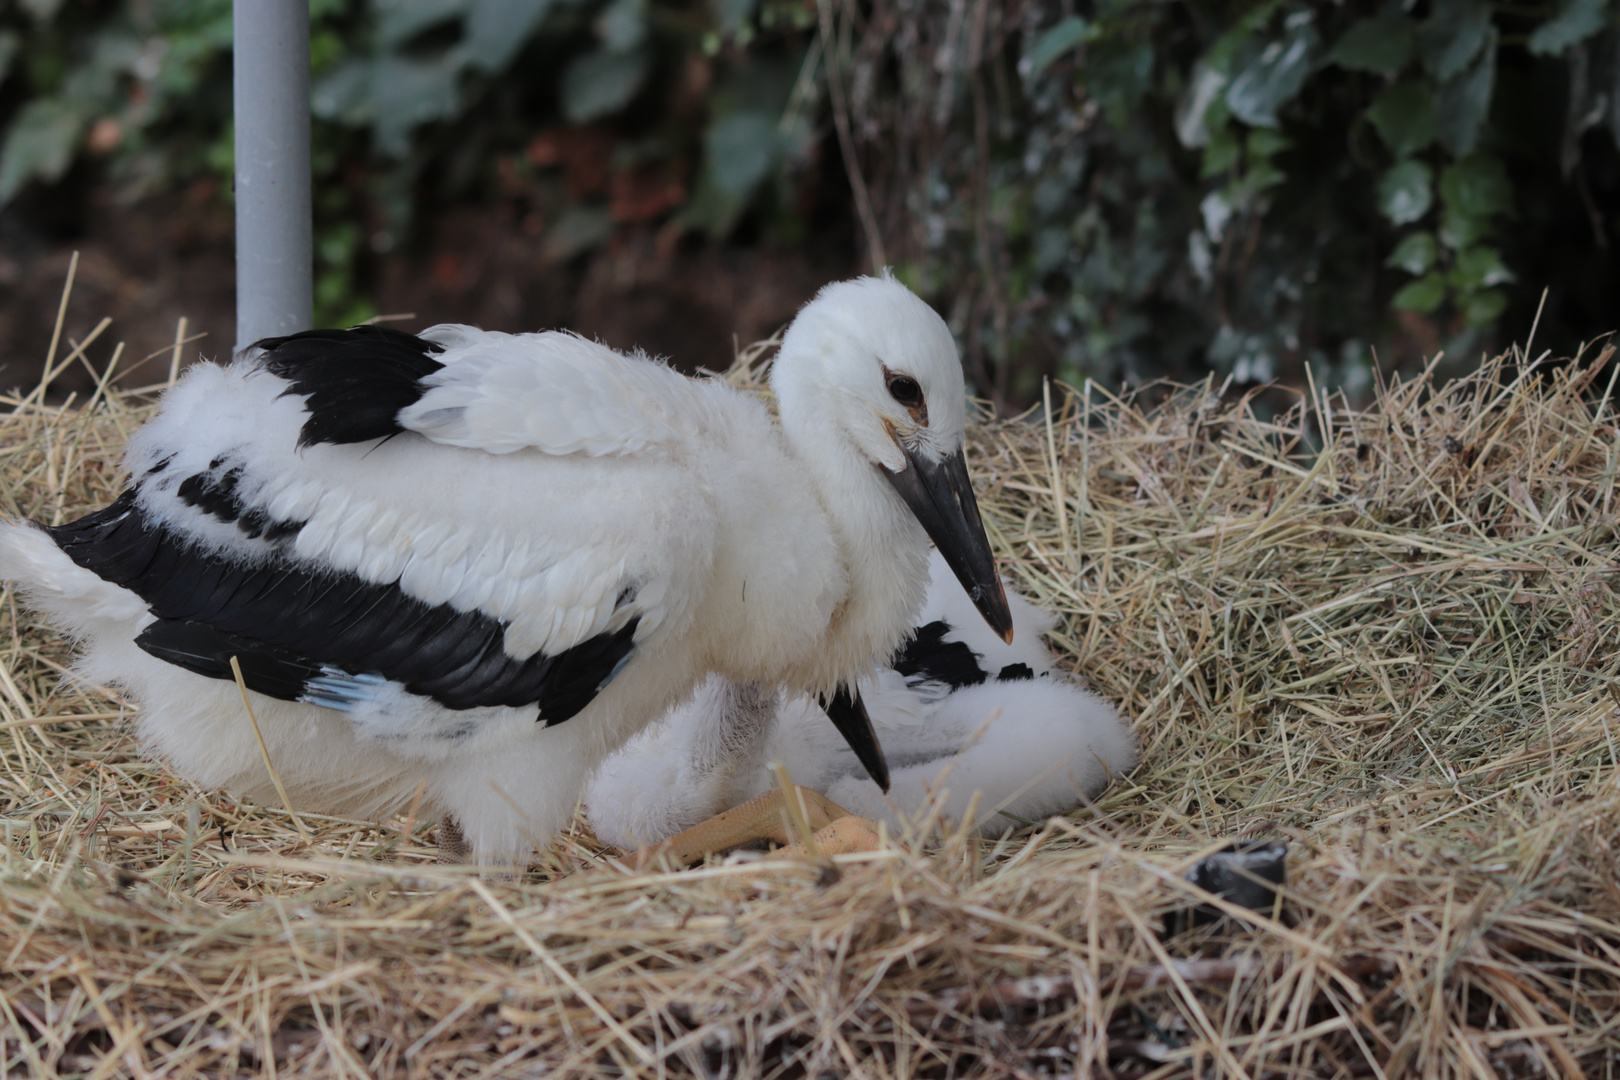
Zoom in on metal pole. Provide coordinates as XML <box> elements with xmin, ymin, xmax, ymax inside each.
<box><xmin>233</xmin><ymin>0</ymin><xmax>312</xmax><ymax>351</ymax></box>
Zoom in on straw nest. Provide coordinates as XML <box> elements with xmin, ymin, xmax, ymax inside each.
<box><xmin>3</xmin><ymin>320</ymin><xmax>1619</xmax><ymax>1078</ymax></box>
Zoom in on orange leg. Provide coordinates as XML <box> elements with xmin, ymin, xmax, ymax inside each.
<box><xmin>629</xmin><ymin>786</ymin><xmax>882</xmax><ymax>869</ymax></box>
<box><xmin>777</xmin><ymin>814</ymin><xmax>882</xmax><ymax>860</ymax></box>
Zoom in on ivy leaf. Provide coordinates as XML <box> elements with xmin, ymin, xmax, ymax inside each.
<box><xmin>1378</xmin><ymin>160</ymin><xmax>1433</xmax><ymax>224</ymax></box>
<box><xmin>463</xmin><ymin>0</ymin><xmax>557</xmax><ymax>73</ymax></box>
<box><xmin>1440</xmin><ymin>154</ymin><xmax>1512</xmax><ymax>218</ymax></box>
<box><xmin>1528</xmin><ymin>0</ymin><xmax>1607</xmax><ymax>55</ymax></box>
<box><xmin>1225</xmin><ymin>11</ymin><xmax>1319</xmax><ymax>128</ymax></box>
<box><xmin>0</xmin><ymin>31</ymin><xmax>18</xmax><ymax>85</ymax></box>
<box><xmin>596</xmin><ymin>0</ymin><xmax>648</xmax><ymax>55</ymax></box>
<box><xmin>371</xmin><ymin>55</ymin><xmax>462</xmax><ymax>156</ymax></box>
<box><xmin>1367</xmin><ymin>82</ymin><xmax>1436</xmax><ymax>158</ymax></box>
<box><xmin>1026</xmin><ymin>17</ymin><xmax>1096</xmax><ymax>77</ymax></box>
<box><xmin>1201</xmin><ymin>123</ymin><xmax>1240</xmax><ymax>177</ymax></box>
<box><xmin>0</xmin><ymin>98</ymin><xmax>89</xmax><ymax>205</ymax></box>
<box><xmin>375</xmin><ymin>0</ymin><xmax>470</xmax><ymax>50</ymax></box>
<box><xmin>1449</xmin><ymin>246</ymin><xmax>1515</xmax><ymax>289</ymax></box>
<box><xmin>717</xmin><ymin>0</ymin><xmax>759</xmax><ymax>34</ymax></box>
<box><xmin>1460</xmin><ymin>289</ymin><xmax>1508</xmax><ymax>326</ymax></box>
<box><xmin>1419</xmin><ymin>0</ymin><xmax>1490</xmax><ymax>82</ymax></box>
<box><xmin>705</xmin><ymin>109</ymin><xmax>777</xmax><ymax>197</ymax></box>
<box><xmin>1435</xmin><ymin>26</ymin><xmax>1496</xmax><ymax>157</ymax></box>
<box><xmin>1439</xmin><ymin>153</ymin><xmax>1512</xmax><ymax>248</ymax></box>
<box><xmin>311</xmin><ymin>59</ymin><xmax>373</xmax><ymax>124</ymax></box>
<box><xmin>561</xmin><ymin>48</ymin><xmax>649</xmax><ymax>124</ymax></box>
<box><xmin>1393</xmin><ymin>272</ymin><xmax>1447</xmax><ymax>314</ymax></box>
<box><xmin>1248</xmin><ymin>129</ymin><xmax>1289</xmax><ymax>158</ymax></box>
<box><xmin>1326</xmin><ymin>14</ymin><xmax>1415</xmax><ymax>73</ymax></box>
<box><xmin>19</xmin><ymin>0</ymin><xmax>66</xmax><ymax>20</ymax></box>
<box><xmin>1386</xmin><ymin>231</ymin><xmax>1437</xmax><ymax>275</ymax></box>
<box><xmin>1174</xmin><ymin>63</ymin><xmax>1227</xmax><ymax>148</ymax></box>
<box><xmin>541</xmin><ymin>205</ymin><xmax>615</xmax><ymax>262</ymax></box>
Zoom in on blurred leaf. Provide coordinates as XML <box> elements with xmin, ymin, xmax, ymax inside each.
<box><xmin>1249</xmin><ymin>159</ymin><xmax>1285</xmax><ymax>192</ymax></box>
<box><xmin>1419</xmin><ymin>0</ymin><xmax>1490</xmax><ymax>81</ymax></box>
<box><xmin>20</xmin><ymin>0</ymin><xmax>66</xmax><ymax>22</ymax></box>
<box><xmin>1528</xmin><ymin>0</ymin><xmax>1607</xmax><ymax>55</ymax></box>
<box><xmin>705</xmin><ymin>108</ymin><xmax>776</xmax><ymax>196</ymax></box>
<box><xmin>1393</xmin><ymin>272</ymin><xmax>1447</xmax><ymax>313</ymax></box>
<box><xmin>562</xmin><ymin>48</ymin><xmax>648</xmax><ymax>124</ymax></box>
<box><xmin>1326</xmin><ymin>14</ymin><xmax>1415</xmax><ymax>73</ymax></box>
<box><xmin>0</xmin><ymin>98</ymin><xmax>89</xmax><ymax>205</ymax></box>
<box><xmin>542</xmin><ymin>205</ymin><xmax>615</xmax><ymax>261</ymax></box>
<box><xmin>717</xmin><ymin>0</ymin><xmax>758</xmax><ymax>34</ymax></box>
<box><xmin>1449</xmin><ymin>246</ymin><xmax>1515</xmax><ymax>289</ymax></box>
<box><xmin>1435</xmin><ymin>26</ymin><xmax>1495</xmax><ymax>157</ymax></box>
<box><xmin>1225</xmin><ymin>11</ymin><xmax>1318</xmax><ymax>128</ymax></box>
<box><xmin>1202</xmin><ymin>124</ymin><xmax>1240</xmax><ymax>177</ymax></box>
<box><xmin>1378</xmin><ymin>160</ymin><xmax>1432</xmax><ymax>225</ymax></box>
<box><xmin>373</xmin><ymin>56</ymin><xmax>463</xmax><ymax>155</ymax></box>
<box><xmin>597</xmin><ymin>0</ymin><xmax>648</xmax><ymax>54</ymax></box>
<box><xmin>1460</xmin><ymin>288</ymin><xmax>1507</xmax><ymax>325</ymax></box>
<box><xmin>375</xmin><ymin>0</ymin><xmax>471</xmax><ymax>50</ymax></box>
<box><xmin>312</xmin><ymin>59</ymin><xmax>375</xmax><ymax>124</ymax></box>
<box><xmin>1439</xmin><ymin>154</ymin><xmax>1511</xmax><ymax>248</ymax></box>
<box><xmin>1366</xmin><ymin>82</ymin><xmax>1435</xmax><ymax>158</ymax></box>
<box><xmin>1247</xmin><ymin>128</ymin><xmax>1289</xmax><ymax>158</ymax></box>
<box><xmin>0</xmin><ymin>31</ymin><xmax>18</xmax><ymax>85</ymax></box>
<box><xmin>463</xmin><ymin>0</ymin><xmax>557</xmax><ymax>72</ymax></box>
<box><xmin>1440</xmin><ymin>154</ymin><xmax>1512</xmax><ymax>219</ymax></box>
<box><xmin>1386</xmin><ymin>231</ymin><xmax>1437</xmax><ymax>275</ymax></box>
<box><xmin>313</xmin><ymin>52</ymin><xmax>464</xmax><ymax>156</ymax></box>
<box><xmin>1026</xmin><ymin>17</ymin><xmax>1095</xmax><ymax>77</ymax></box>
<box><xmin>1174</xmin><ymin>62</ymin><xmax>1227</xmax><ymax>148</ymax></box>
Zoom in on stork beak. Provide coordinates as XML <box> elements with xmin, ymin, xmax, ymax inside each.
<box><xmin>882</xmin><ymin>444</ymin><xmax>1015</xmax><ymax>644</ymax></box>
<box><xmin>822</xmin><ymin>684</ymin><xmax>890</xmax><ymax>791</ymax></box>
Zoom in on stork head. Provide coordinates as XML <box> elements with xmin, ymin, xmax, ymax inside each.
<box><xmin>772</xmin><ymin>273</ymin><xmax>1014</xmax><ymax>646</ymax></box>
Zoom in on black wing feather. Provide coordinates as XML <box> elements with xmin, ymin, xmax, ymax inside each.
<box><xmin>251</xmin><ymin>325</ymin><xmax>446</xmax><ymax>448</ymax></box>
<box><xmin>892</xmin><ymin>620</ymin><xmax>988</xmax><ymax>690</ymax></box>
<box><xmin>47</xmin><ymin>494</ymin><xmax>638</xmax><ymax>723</ymax></box>
<box><xmin>136</xmin><ymin>619</ymin><xmax>328</xmax><ymax>702</ymax></box>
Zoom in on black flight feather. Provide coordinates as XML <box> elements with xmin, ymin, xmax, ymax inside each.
<box><xmin>136</xmin><ymin>619</ymin><xmax>329</xmax><ymax>702</ymax></box>
<box><xmin>892</xmin><ymin>619</ymin><xmax>988</xmax><ymax>690</ymax></box>
<box><xmin>45</xmin><ymin>495</ymin><xmax>639</xmax><ymax>723</ymax></box>
<box><xmin>252</xmin><ymin>326</ymin><xmax>446</xmax><ymax>448</ymax></box>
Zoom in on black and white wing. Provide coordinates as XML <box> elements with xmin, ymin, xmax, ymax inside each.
<box><xmin>47</xmin><ymin>325</ymin><xmax>720</xmax><ymax>725</ymax></box>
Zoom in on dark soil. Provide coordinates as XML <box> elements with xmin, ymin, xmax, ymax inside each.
<box><xmin>0</xmin><ymin>184</ymin><xmax>854</xmax><ymax>401</ymax></box>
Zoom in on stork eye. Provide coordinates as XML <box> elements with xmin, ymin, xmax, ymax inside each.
<box><xmin>887</xmin><ymin>375</ymin><xmax>922</xmax><ymax>407</ymax></box>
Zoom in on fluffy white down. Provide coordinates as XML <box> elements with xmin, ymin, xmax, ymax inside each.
<box><xmin>0</xmin><ymin>276</ymin><xmax>983</xmax><ymax>864</ymax></box>
<box><xmin>585</xmin><ymin>551</ymin><xmax>1137</xmax><ymax>848</ymax></box>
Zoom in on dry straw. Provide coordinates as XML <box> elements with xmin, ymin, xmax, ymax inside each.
<box><xmin>3</xmin><ymin>310</ymin><xmax>1619</xmax><ymax>1077</ymax></box>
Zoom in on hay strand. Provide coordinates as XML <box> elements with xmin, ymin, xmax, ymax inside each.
<box><xmin>3</xmin><ymin>334</ymin><xmax>1620</xmax><ymax>1076</ymax></box>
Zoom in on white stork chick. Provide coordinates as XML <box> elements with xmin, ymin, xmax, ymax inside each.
<box><xmin>586</xmin><ymin>550</ymin><xmax>1137</xmax><ymax>857</ymax></box>
<box><xmin>0</xmin><ymin>274</ymin><xmax>1013</xmax><ymax>865</ymax></box>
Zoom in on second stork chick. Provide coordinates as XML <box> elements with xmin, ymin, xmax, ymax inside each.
<box><xmin>586</xmin><ymin>550</ymin><xmax>1137</xmax><ymax>864</ymax></box>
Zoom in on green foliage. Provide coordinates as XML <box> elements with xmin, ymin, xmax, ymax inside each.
<box><xmin>844</xmin><ymin>0</ymin><xmax>1620</xmax><ymax>399</ymax></box>
<box><xmin>0</xmin><ymin>0</ymin><xmax>820</xmax><ymax>324</ymax></box>
<box><xmin>1</xmin><ymin>0</ymin><xmax>1616</xmax><ymax>396</ymax></box>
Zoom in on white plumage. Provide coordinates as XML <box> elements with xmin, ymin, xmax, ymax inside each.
<box><xmin>586</xmin><ymin>550</ymin><xmax>1137</xmax><ymax>850</ymax></box>
<box><xmin>0</xmin><ymin>274</ymin><xmax>1014</xmax><ymax>864</ymax></box>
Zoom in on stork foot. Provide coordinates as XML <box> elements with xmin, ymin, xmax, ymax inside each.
<box><xmin>629</xmin><ymin>786</ymin><xmax>880</xmax><ymax>869</ymax></box>
<box><xmin>780</xmin><ymin>813</ymin><xmax>882</xmax><ymax>859</ymax></box>
<box><xmin>436</xmin><ymin>816</ymin><xmax>471</xmax><ymax>864</ymax></box>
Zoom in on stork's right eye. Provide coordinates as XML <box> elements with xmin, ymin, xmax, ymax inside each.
<box><xmin>887</xmin><ymin>375</ymin><xmax>922</xmax><ymax>407</ymax></box>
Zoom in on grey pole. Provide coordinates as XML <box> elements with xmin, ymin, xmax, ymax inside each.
<box><xmin>233</xmin><ymin>0</ymin><xmax>313</xmax><ymax>351</ymax></box>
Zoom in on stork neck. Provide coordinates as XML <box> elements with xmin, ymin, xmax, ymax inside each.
<box><xmin>783</xmin><ymin>417</ymin><xmax>930</xmax><ymax>686</ymax></box>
